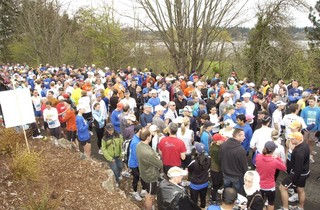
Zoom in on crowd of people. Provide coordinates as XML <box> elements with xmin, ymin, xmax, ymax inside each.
<box><xmin>0</xmin><ymin>63</ymin><xmax>320</xmax><ymax>210</ymax></box>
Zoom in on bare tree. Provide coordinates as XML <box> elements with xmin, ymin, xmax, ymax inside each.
<box><xmin>136</xmin><ymin>0</ymin><xmax>249</xmax><ymax>74</ymax></box>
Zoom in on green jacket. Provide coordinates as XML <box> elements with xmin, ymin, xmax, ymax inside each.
<box><xmin>102</xmin><ymin>132</ymin><xmax>123</xmax><ymax>162</ymax></box>
<box><xmin>136</xmin><ymin>142</ymin><xmax>163</xmax><ymax>183</ymax></box>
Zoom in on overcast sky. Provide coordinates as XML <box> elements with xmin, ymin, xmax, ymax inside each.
<box><xmin>59</xmin><ymin>0</ymin><xmax>316</xmax><ymax>28</ymax></box>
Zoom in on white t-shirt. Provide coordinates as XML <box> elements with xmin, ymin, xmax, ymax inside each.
<box><xmin>177</xmin><ymin>128</ymin><xmax>194</xmax><ymax>155</ymax></box>
<box><xmin>242</xmin><ymin>100</ymin><xmax>255</xmax><ymax>116</ymax></box>
<box><xmin>272</xmin><ymin>109</ymin><xmax>283</xmax><ymax>132</ymax></box>
<box><xmin>281</xmin><ymin>114</ymin><xmax>307</xmax><ymax>139</ymax></box>
<box><xmin>250</xmin><ymin>126</ymin><xmax>273</xmax><ymax>153</ymax></box>
<box><xmin>43</xmin><ymin>108</ymin><xmax>60</xmax><ymax>128</ymax></box>
<box><xmin>31</xmin><ymin>96</ymin><xmax>42</xmax><ymax>111</ymax></box>
<box><xmin>120</xmin><ymin>97</ymin><xmax>137</xmax><ymax>112</ymax></box>
<box><xmin>78</xmin><ymin>96</ymin><xmax>91</xmax><ymax>113</ymax></box>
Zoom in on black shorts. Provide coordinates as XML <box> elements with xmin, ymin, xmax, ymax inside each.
<box><xmin>66</xmin><ymin>130</ymin><xmax>77</xmax><ymax>142</ymax></box>
<box><xmin>282</xmin><ymin>174</ymin><xmax>310</xmax><ymax>188</ymax></box>
<box><xmin>79</xmin><ymin>139</ymin><xmax>91</xmax><ymax>146</ymax></box>
<box><xmin>144</xmin><ymin>181</ymin><xmax>158</xmax><ymax>196</ymax></box>
<box><xmin>60</xmin><ymin>122</ymin><xmax>66</xmax><ymax>128</ymax></box>
<box><xmin>260</xmin><ymin>189</ymin><xmax>275</xmax><ymax>205</ymax></box>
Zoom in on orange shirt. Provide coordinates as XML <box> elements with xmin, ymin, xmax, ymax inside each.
<box><xmin>61</xmin><ymin>108</ymin><xmax>76</xmax><ymax>131</ymax></box>
<box><xmin>180</xmin><ymin>80</ymin><xmax>187</xmax><ymax>91</ymax></box>
<box><xmin>184</xmin><ymin>87</ymin><xmax>194</xmax><ymax>97</ymax></box>
<box><xmin>82</xmin><ymin>83</ymin><xmax>92</xmax><ymax>92</ymax></box>
<box><xmin>114</xmin><ymin>83</ymin><xmax>125</xmax><ymax>99</ymax></box>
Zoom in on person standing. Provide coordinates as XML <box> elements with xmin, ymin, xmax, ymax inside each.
<box><xmin>128</xmin><ymin>125</ymin><xmax>147</xmax><ymax>202</ymax></box>
<box><xmin>235</xmin><ymin>114</ymin><xmax>253</xmax><ymax>153</ymax></box>
<box><xmin>158</xmin><ymin>123</ymin><xmax>187</xmax><ymax>175</ymax></box>
<box><xmin>61</xmin><ymin>99</ymin><xmax>78</xmax><ymax>150</ymax></box>
<box><xmin>220</xmin><ymin>128</ymin><xmax>247</xmax><ymax>193</ymax></box>
<box><xmin>243</xmin><ymin>171</ymin><xmax>264</xmax><ymax>210</ymax></box>
<box><xmin>101</xmin><ymin>123</ymin><xmax>123</xmax><ymax>187</ymax></box>
<box><xmin>76</xmin><ymin>104</ymin><xmax>91</xmax><ymax>158</ymax></box>
<box><xmin>300</xmin><ymin>96</ymin><xmax>320</xmax><ymax>163</ymax></box>
<box><xmin>278</xmin><ymin>132</ymin><xmax>310</xmax><ymax>210</ymax></box>
<box><xmin>136</xmin><ymin>129</ymin><xmax>163</xmax><ymax>210</ymax></box>
<box><xmin>92</xmin><ymin>102</ymin><xmax>105</xmax><ymax>154</ymax></box>
<box><xmin>256</xmin><ymin>141</ymin><xmax>286</xmax><ymax>210</ymax></box>
<box><xmin>43</xmin><ymin>101</ymin><xmax>61</xmax><ymax>139</ymax></box>
<box><xmin>187</xmin><ymin>142</ymin><xmax>211</xmax><ymax>209</ymax></box>
<box><xmin>157</xmin><ymin>167</ymin><xmax>201</xmax><ymax>210</ymax></box>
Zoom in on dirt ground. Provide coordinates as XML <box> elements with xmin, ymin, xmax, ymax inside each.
<box><xmin>0</xmin><ymin>139</ymin><xmax>142</xmax><ymax>210</ymax></box>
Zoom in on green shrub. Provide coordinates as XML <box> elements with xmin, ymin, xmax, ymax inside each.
<box><xmin>11</xmin><ymin>148</ymin><xmax>41</xmax><ymax>181</ymax></box>
<box><xmin>0</xmin><ymin>127</ymin><xmax>25</xmax><ymax>155</ymax></box>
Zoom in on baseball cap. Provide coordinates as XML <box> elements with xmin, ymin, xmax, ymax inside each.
<box><xmin>223</xmin><ymin>92</ymin><xmax>231</xmax><ymax>98</ymax></box>
<box><xmin>62</xmin><ymin>93</ymin><xmax>70</xmax><ymax>99</ymax></box>
<box><xmin>134</xmin><ymin>124</ymin><xmax>143</xmax><ymax>133</ymax></box>
<box><xmin>289</xmin><ymin>120</ymin><xmax>302</xmax><ymax>130</ymax></box>
<box><xmin>212</xmin><ymin>133</ymin><xmax>227</xmax><ymax>142</ymax></box>
<box><xmin>183</xmin><ymin>106</ymin><xmax>192</xmax><ymax>112</ymax></box>
<box><xmin>242</xmin><ymin>92</ymin><xmax>251</xmax><ymax>98</ymax></box>
<box><xmin>187</xmin><ymin>81</ymin><xmax>193</xmax><ymax>85</ymax></box>
<box><xmin>96</xmin><ymin>92</ymin><xmax>102</xmax><ymax>98</ymax></box>
<box><xmin>276</xmin><ymin>101</ymin><xmax>287</xmax><ymax>106</ymax></box>
<box><xmin>177</xmin><ymin>90</ymin><xmax>183</xmax><ymax>96</ymax></box>
<box><xmin>144</xmin><ymin>103</ymin><xmax>153</xmax><ymax>108</ymax></box>
<box><xmin>246</xmin><ymin>114</ymin><xmax>255</xmax><ymax>121</ymax></box>
<box><xmin>149</xmin><ymin>124</ymin><xmax>158</xmax><ymax>132</ymax></box>
<box><xmin>288</xmin><ymin>132</ymin><xmax>303</xmax><ymax>141</ymax></box>
<box><xmin>124</xmin><ymin>114</ymin><xmax>136</xmax><ymax>122</ymax></box>
<box><xmin>203</xmin><ymin>121</ymin><xmax>214</xmax><ymax>128</ymax></box>
<box><xmin>196</xmin><ymin>81</ymin><xmax>204</xmax><ymax>86</ymax></box>
<box><xmin>150</xmin><ymin>89</ymin><xmax>157</xmax><ymax>94</ymax></box>
<box><xmin>194</xmin><ymin>142</ymin><xmax>205</xmax><ymax>154</ymax></box>
<box><xmin>265</xmin><ymin>141</ymin><xmax>278</xmax><ymax>152</ymax></box>
<box><xmin>105</xmin><ymin>123</ymin><xmax>114</xmax><ymax>131</ymax></box>
<box><xmin>187</xmin><ymin>100</ymin><xmax>195</xmax><ymax>106</ymax></box>
<box><xmin>58</xmin><ymin>96</ymin><xmax>64</xmax><ymax>101</ymax></box>
<box><xmin>155</xmin><ymin>105</ymin><xmax>166</xmax><ymax>112</ymax></box>
<box><xmin>167</xmin><ymin>166</ymin><xmax>188</xmax><ymax>178</ymax></box>
<box><xmin>261</xmin><ymin>115</ymin><xmax>271</xmax><ymax>122</ymax></box>
<box><xmin>248</xmin><ymin>82</ymin><xmax>255</xmax><ymax>87</ymax></box>
<box><xmin>230</xmin><ymin>77</ymin><xmax>235</xmax><ymax>81</ymax></box>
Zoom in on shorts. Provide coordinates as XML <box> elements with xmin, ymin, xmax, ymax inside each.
<box><xmin>282</xmin><ymin>174</ymin><xmax>310</xmax><ymax>188</ymax></box>
<box><xmin>260</xmin><ymin>189</ymin><xmax>275</xmax><ymax>205</ymax></box>
<box><xmin>66</xmin><ymin>130</ymin><xmax>77</xmax><ymax>142</ymax></box>
<box><xmin>34</xmin><ymin>110</ymin><xmax>42</xmax><ymax>117</ymax></box>
<box><xmin>60</xmin><ymin>122</ymin><xmax>66</xmax><ymax>128</ymax></box>
<box><xmin>144</xmin><ymin>181</ymin><xmax>158</xmax><ymax>196</ymax></box>
<box><xmin>79</xmin><ymin>139</ymin><xmax>91</xmax><ymax>146</ymax></box>
<box><xmin>303</xmin><ymin>131</ymin><xmax>317</xmax><ymax>142</ymax></box>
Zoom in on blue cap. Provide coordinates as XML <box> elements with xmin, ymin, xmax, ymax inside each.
<box><xmin>144</xmin><ymin>103</ymin><xmax>153</xmax><ymax>108</ymax></box>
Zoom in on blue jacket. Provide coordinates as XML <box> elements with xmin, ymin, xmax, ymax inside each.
<box><xmin>110</xmin><ymin>109</ymin><xmax>122</xmax><ymax>133</ymax></box>
<box><xmin>128</xmin><ymin>134</ymin><xmax>140</xmax><ymax>168</ymax></box>
<box><xmin>200</xmin><ymin>130</ymin><xmax>212</xmax><ymax>155</ymax></box>
<box><xmin>301</xmin><ymin>106</ymin><xmax>320</xmax><ymax>131</ymax></box>
<box><xmin>288</xmin><ymin>88</ymin><xmax>302</xmax><ymax>104</ymax></box>
<box><xmin>235</xmin><ymin>123</ymin><xmax>253</xmax><ymax>152</ymax></box>
<box><xmin>76</xmin><ymin>115</ymin><xmax>90</xmax><ymax>141</ymax></box>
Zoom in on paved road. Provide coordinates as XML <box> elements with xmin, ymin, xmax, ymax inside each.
<box><xmin>88</xmin><ymin>133</ymin><xmax>320</xmax><ymax>210</ymax></box>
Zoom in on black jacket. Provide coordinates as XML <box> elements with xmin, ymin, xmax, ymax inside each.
<box><xmin>220</xmin><ymin>138</ymin><xmax>247</xmax><ymax>178</ymax></box>
<box><xmin>188</xmin><ymin>155</ymin><xmax>211</xmax><ymax>184</ymax></box>
<box><xmin>157</xmin><ymin>179</ymin><xmax>201</xmax><ymax>210</ymax></box>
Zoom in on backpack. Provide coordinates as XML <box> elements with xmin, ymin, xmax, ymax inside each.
<box><xmin>122</xmin><ymin>138</ymin><xmax>132</xmax><ymax>163</ymax></box>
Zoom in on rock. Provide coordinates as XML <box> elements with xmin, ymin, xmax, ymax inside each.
<box><xmin>102</xmin><ymin>169</ymin><xmax>116</xmax><ymax>192</ymax></box>
<box><xmin>57</xmin><ymin>138</ymin><xmax>72</xmax><ymax>149</ymax></box>
<box><xmin>7</xmin><ymin>181</ymin><xmax>13</xmax><ymax>187</ymax></box>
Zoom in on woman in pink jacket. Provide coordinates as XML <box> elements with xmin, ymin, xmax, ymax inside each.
<box><xmin>256</xmin><ymin>141</ymin><xmax>286</xmax><ymax>210</ymax></box>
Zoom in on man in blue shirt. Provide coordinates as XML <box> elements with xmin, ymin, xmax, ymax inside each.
<box><xmin>234</xmin><ymin>114</ymin><xmax>253</xmax><ymax>153</ymax></box>
<box><xmin>110</xmin><ymin>102</ymin><xmax>124</xmax><ymax>133</ymax></box>
<box><xmin>288</xmin><ymin>80</ymin><xmax>302</xmax><ymax>105</ymax></box>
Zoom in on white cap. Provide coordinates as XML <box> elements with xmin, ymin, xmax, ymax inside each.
<box><xmin>276</xmin><ymin>101</ymin><xmax>287</xmax><ymax>106</ymax></box>
<box><xmin>155</xmin><ymin>105</ymin><xmax>166</xmax><ymax>112</ymax></box>
<box><xmin>242</xmin><ymin>92</ymin><xmax>251</xmax><ymax>98</ymax></box>
<box><xmin>149</xmin><ymin>124</ymin><xmax>158</xmax><ymax>132</ymax></box>
<box><xmin>219</xmin><ymin>81</ymin><xmax>224</xmax><ymax>85</ymax></box>
<box><xmin>172</xmin><ymin>116</ymin><xmax>183</xmax><ymax>124</ymax></box>
<box><xmin>156</xmin><ymin>76</ymin><xmax>161</xmax><ymax>80</ymax></box>
<box><xmin>167</xmin><ymin>166</ymin><xmax>188</xmax><ymax>178</ymax></box>
<box><xmin>150</xmin><ymin>89</ymin><xmax>157</xmax><ymax>94</ymax></box>
<box><xmin>187</xmin><ymin>81</ymin><xmax>193</xmax><ymax>85</ymax></box>
<box><xmin>58</xmin><ymin>96</ymin><xmax>64</xmax><ymax>101</ymax></box>
<box><xmin>230</xmin><ymin>77</ymin><xmax>235</xmax><ymax>80</ymax></box>
<box><xmin>196</xmin><ymin>81</ymin><xmax>204</xmax><ymax>86</ymax></box>
<box><xmin>179</xmin><ymin>76</ymin><xmax>184</xmax><ymax>79</ymax></box>
<box><xmin>248</xmin><ymin>82</ymin><xmax>255</xmax><ymax>87</ymax></box>
<box><xmin>223</xmin><ymin>93</ymin><xmax>231</xmax><ymax>98</ymax></box>
<box><xmin>183</xmin><ymin>106</ymin><xmax>192</xmax><ymax>112</ymax></box>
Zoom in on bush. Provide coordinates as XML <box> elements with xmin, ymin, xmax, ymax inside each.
<box><xmin>11</xmin><ymin>148</ymin><xmax>41</xmax><ymax>181</ymax></box>
<box><xmin>24</xmin><ymin>188</ymin><xmax>61</xmax><ymax>210</ymax></box>
<box><xmin>0</xmin><ymin>127</ymin><xmax>25</xmax><ymax>155</ymax></box>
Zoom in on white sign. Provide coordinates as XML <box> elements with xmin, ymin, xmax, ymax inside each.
<box><xmin>0</xmin><ymin>88</ymin><xmax>35</xmax><ymax>128</ymax></box>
